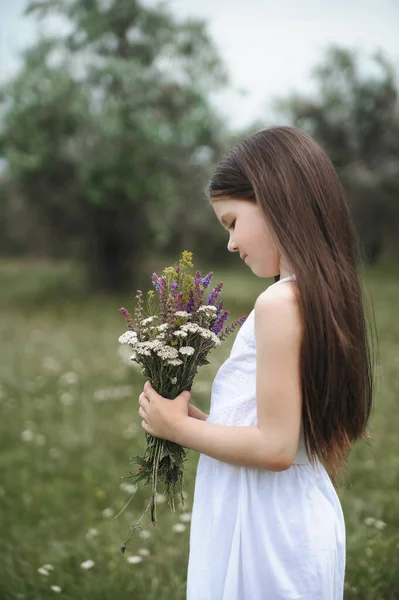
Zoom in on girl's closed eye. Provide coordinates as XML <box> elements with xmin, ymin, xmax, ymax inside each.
<box><xmin>228</xmin><ymin>220</ymin><xmax>236</xmax><ymax>231</ymax></box>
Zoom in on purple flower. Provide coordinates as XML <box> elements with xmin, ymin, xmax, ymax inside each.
<box><xmin>218</xmin><ymin>314</ymin><xmax>247</xmax><ymax>341</ymax></box>
<box><xmin>151</xmin><ymin>272</ymin><xmax>161</xmax><ymax>291</ymax></box>
<box><xmin>212</xmin><ymin>310</ymin><xmax>229</xmax><ymax>334</ymax></box>
<box><xmin>200</xmin><ymin>272</ymin><xmax>214</xmax><ymax>289</ymax></box>
<box><xmin>174</xmin><ymin>291</ymin><xmax>183</xmax><ymax>312</ymax></box>
<box><xmin>134</xmin><ymin>290</ymin><xmax>143</xmax><ymax>321</ymax></box>
<box><xmin>183</xmin><ymin>270</ymin><xmax>206</xmax><ymax>314</ymax></box>
<box><xmin>207</xmin><ymin>281</ymin><xmax>224</xmax><ymax>305</ymax></box>
<box><xmin>185</xmin><ymin>289</ymin><xmax>195</xmax><ymax>313</ymax></box>
<box><xmin>151</xmin><ymin>273</ymin><xmax>168</xmax><ymax>319</ymax></box>
<box><xmin>119</xmin><ymin>307</ymin><xmax>134</xmax><ymax>329</ymax></box>
<box><xmin>215</xmin><ymin>300</ymin><xmax>224</xmax><ymax>315</ymax></box>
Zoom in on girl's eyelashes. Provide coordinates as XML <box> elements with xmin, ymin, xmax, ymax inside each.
<box><xmin>228</xmin><ymin>220</ymin><xmax>236</xmax><ymax>231</ymax></box>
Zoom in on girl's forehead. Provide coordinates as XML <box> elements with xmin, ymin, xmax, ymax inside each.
<box><xmin>212</xmin><ymin>197</ymin><xmax>257</xmax><ymax>216</ymax></box>
<box><xmin>212</xmin><ymin>197</ymin><xmax>241</xmax><ymax>212</ymax></box>
<box><xmin>212</xmin><ymin>197</ymin><xmax>238</xmax><ymax>221</ymax></box>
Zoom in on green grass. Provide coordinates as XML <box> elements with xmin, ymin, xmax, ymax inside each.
<box><xmin>0</xmin><ymin>260</ymin><xmax>398</xmax><ymax>599</ymax></box>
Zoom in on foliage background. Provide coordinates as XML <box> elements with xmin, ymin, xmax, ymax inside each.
<box><xmin>0</xmin><ymin>1</ymin><xmax>398</xmax><ymax>598</ymax></box>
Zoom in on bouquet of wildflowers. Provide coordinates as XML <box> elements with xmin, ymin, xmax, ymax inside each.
<box><xmin>117</xmin><ymin>251</ymin><xmax>246</xmax><ymax>551</ymax></box>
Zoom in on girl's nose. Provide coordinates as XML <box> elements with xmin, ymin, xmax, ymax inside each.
<box><xmin>227</xmin><ymin>237</ymin><xmax>238</xmax><ymax>252</ymax></box>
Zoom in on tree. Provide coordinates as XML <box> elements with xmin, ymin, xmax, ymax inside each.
<box><xmin>275</xmin><ymin>47</ymin><xmax>399</xmax><ymax>262</ymax></box>
<box><xmin>0</xmin><ymin>0</ymin><xmax>228</xmax><ymax>292</ymax></box>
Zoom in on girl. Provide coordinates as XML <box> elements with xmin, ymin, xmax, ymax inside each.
<box><xmin>138</xmin><ymin>126</ymin><xmax>374</xmax><ymax>600</ymax></box>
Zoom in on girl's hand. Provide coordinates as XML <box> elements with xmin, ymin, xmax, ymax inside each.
<box><xmin>188</xmin><ymin>403</ymin><xmax>208</xmax><ymax>421</ymax></box>
<box><xmin>138</xmin><ymin>381</ymin><xmax>191</xmax><ymax>442</ymax></box>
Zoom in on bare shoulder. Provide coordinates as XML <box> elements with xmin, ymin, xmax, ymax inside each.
<box><xmin>254</xmin><ymin>282</ymin><xmax>303</xmax><ymax>342</ymax></box>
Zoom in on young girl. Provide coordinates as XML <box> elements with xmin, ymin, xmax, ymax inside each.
<box><xmin>138</xmin><ymin>126</ymin><xmax>374</xmax><ymax>600</ymax></box>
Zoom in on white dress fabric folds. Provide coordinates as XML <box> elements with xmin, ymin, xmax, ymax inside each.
<box><xmin>187</xmin><ymin>275</ymin><xmax>345</xmax><ymax>600</ymax></box>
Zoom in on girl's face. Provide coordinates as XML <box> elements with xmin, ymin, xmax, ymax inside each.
<box><xmin>212</xmin><ymin>197</ymin><xmax>282</xmax><ymax>278</ymax></box>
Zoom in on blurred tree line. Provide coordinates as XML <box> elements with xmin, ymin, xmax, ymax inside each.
<box><xmin>0</xmin><ymin>0</ymin><xmax>398</xmax><ymax>293</ymax></box>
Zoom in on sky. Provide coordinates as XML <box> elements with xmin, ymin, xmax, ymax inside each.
<box><xmin>1</xmin><ymin>0</ymin><xmax>398</xmax><ymax>129</ymax></box>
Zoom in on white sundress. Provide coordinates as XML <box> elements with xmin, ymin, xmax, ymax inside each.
<box><xmin>187</xmin><ymin>275</ymin><xmax>346</xmax><ymax>600</ymax></box>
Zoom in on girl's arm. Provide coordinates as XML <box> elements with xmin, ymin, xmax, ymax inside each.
<box><xmin>140</xmin><ymin>284</ymin><xmax>303</xmax><ymax>471</ymax></box>
<box><xmin>175</xmin><ymin>286</ymin><xmax>303</xmax><ymax>470</ymax></box>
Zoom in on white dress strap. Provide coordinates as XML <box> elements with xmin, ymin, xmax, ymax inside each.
<box><xmin>268</xmin><ymin>274</ymin><xmax>296</xmax><ymax>289</ymax></box>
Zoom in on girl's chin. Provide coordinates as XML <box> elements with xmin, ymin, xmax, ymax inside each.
<box><xmin>252</xmin><ymin>265</ymin><xmax>280</xmax><ymax>278</ymax></box>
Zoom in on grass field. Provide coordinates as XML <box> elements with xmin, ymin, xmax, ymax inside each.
<box><xmin>0</xmin><ymin>260</ymin><xmax>398</xmax><ymax>600</ymax></box>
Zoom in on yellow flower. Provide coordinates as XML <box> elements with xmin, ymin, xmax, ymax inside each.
<box><xmin>179</xmin><ymin>250</ymin><xmax>193</xmax><ymax>269</ymax></box>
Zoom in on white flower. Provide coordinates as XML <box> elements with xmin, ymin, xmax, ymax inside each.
<box><xmin>181</xmin><ymin>323</ymin><xmax>201</xmax><ymax>334</ymax></box>
<box><xmin>180</xmin><ymin>323</ymin><xmax>221</xmax><ymax>346</ymax></box>
<box><xmin>155</xmin><ymin>493</ymin><xmax>166</xmax><ymax>504</ymax></box>
<box><xmin>198</xmin><ymin>305</ymin><xmax>217</xmax><ymax>312</ymax></box>
<box><xmin>92</xmin><ymin>386</ymin><xmax>133</xmax><ymax>402</ymax></box>
<box><xmin>141</xmin><ymin>316</ymin><xmax>157</xmax><ymax>326</ymax></box>
<box><xmin>50</xmin><ymin>585</ymin><xmax>62</xmax><ymax>593</ymax></box>
<box><xmin>146</xmin><ymin>340</ymin><xmax>166</xmax><ymax>350</ymax></box>
<box><xmin>179</xmin><ymin>512</ymin><xmax>192</xmax><ymax>522</ymax></box>
<box><xmin>157</xmin><ymin>323</ymin><xmax>169</xmax><ymax>332</ymax></box>
<box><xmin>118</xmin><ymin>330</ymin><xmax>138</xmax><ymax>345</ymax></box>
<box><xmin>42</xmin><ymin>564</ymin><xmax>55</xmax><ymax>571</ymax></box>
<box><xmin>156</xmin><ymin>345</ymin><xmax>179</xmax><ymax>360</ymax></box>
<box><xmin>175</xmin><ymin>311</ymin><xmax>189</xmax><ymax>319</ymax></box>
<box><xmin>59</xmin><ymin>392</ymin><xmax>74</xmax><ymax>406</ymax></box>
<box><xmin>102</xmin><ymin>507</ymin><xmax>115</xmax><ymax>519</ymax></box>
<box><xmin>200</xmin><ymin>330</ymin><xmax>221</xmax><ymax>346</ymax></box>
<box><xmin>140</xmin><ymin>530</ymin><xmax>151</xmax><ymax>539</ymax></box>
<box><xmin>126</xmin><ymin>555</ymin><xmax>143</xmax><ymax>564</ymax></box>
<box><xmin>135</xmin><ymin>342</ymin><xmax>152</xmax><ymax>356</ymax></box>
<box><xmin>138</xmin><ymin>548</ymin><xmax>150</xmax><ymax>557</ymax></box>
<box><xmin>167</xmin><ymin>359</ymin><xmax>183</xmax><ymax>366</ymax></box>
<box><xmin>122</xmin><ymin>422</ymin><xmax>138</xmax><ymax>439</ymax></box>
<box><xmin>43</xmin><ymin>357</ymin><xmax>61</xmax><ymax>372</ymax></box>
<box><xmin>120</xmin><ymin>482</ymin><xmax>138</xmax><ymax>495</ymax></box>
<box><xmin>179</xmin><ymin>346</ymin><xmax>195</xmax><ymax>356</ymax></box>
<box><xmin>172</xmin><ymin>523</ymin><xmax>186</xmax><ymax>533</ymax></box>
<box><xmin>49</xmin><ymin>447</ymin><xmax>61</xmax><ymax>459</ymax></box>
<box><xmin>197</xmin><ymin>305</ymin><xmax>218</xmax><ymax>320</ymax></box>
<box><xmin>80</xmin><ymin>559</ymin><xmax>95</xmax><ymax>570</ymax></box>
<box><xmin>38</xmin><ymin>567</ymin><xmax>49</xmax><ymax>576</ymax></box>
<box><xmin>21</xmin><ymin>429</ymin><xmax>35</xmax><ymax>442</ymax></box>
<box><xmin>170</xmin><ymin>377</ymin><xmax>177</xmax><ymax>385</ymax></box>
<box><xmin>173</xmin><ymin>330</ymin><xmax>188</xmax><ymax>338</ymax></box>
<box><xmin>364</xmin><ymin>516</ymin><xmax>387</xmax><ymax>530</ymax></box>
<box><xmin>59</xmin><ymin>372</ymin><xmax>79</xmax><ymax>385</ymax></box>
<box><xmin>85</xmin><ymin>528</ymin><xmax>99</xmax><ymax>540</ymax></box>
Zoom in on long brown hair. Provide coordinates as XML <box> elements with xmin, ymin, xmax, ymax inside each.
<box><xmin>208</xmin><ymin>126</ymin><xmax>375</xmax><ymax>484</ymax></box>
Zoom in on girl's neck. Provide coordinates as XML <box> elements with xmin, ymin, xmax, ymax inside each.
<box><xmin>279</xmin><ymin>261</ymin><xmax>294</xmax><ymax>280</ymax></box>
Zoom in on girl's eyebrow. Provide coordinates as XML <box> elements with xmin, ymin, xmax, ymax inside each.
<box><xmin>220</xmin><ymin>214</ymin><xmax>233</xmax><ymax>227</ymax></box>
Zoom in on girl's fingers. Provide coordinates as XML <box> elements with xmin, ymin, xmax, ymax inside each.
<box><xmin>138</xmin><ymin>406</ymin><xmax>146</xmax><ymax>419</ymax></box>
<box><xmin>138</xmin><ymin>392</ymin><xmax>149</xmax><ymax>406</ymax></box>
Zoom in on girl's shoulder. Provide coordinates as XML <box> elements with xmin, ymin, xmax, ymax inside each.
<box><xmin>256</xmin><ymin>277</ymin><xmax>298</xmax><ymax>310</ymax></box>
<box><xmin>254</xmin><ymin>280</ymin><xmax>302</xmax><ymax>341</ymax></box>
